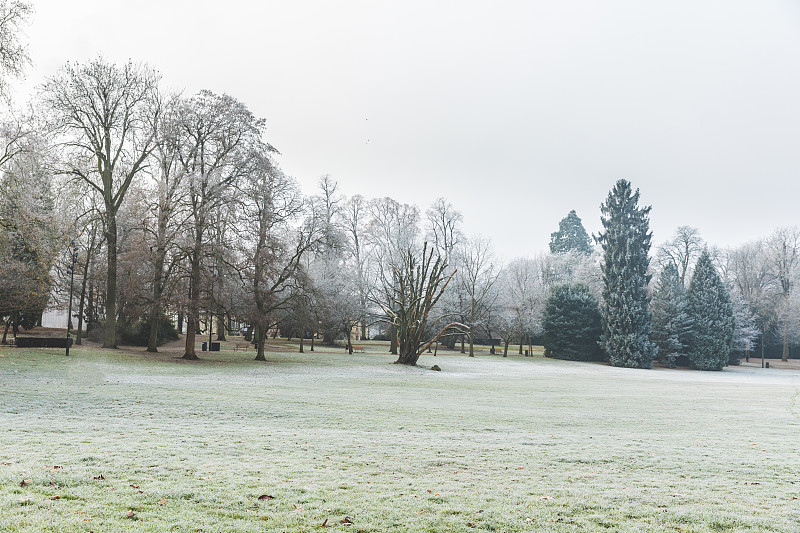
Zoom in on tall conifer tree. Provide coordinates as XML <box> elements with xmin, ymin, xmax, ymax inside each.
<box><xmin>651</xmin><ymin>262</ymin><xmax>692</xmax><ymax>368</ymax></box>
<box><xmin>597</xmin><ymin>179</ymin><xmax>656</xmax><ymax>368</ymax></box>
<box><xmin>687</xmin><ymin>250</ymin><xmax>735</xmax><ymax>370</ymax></box>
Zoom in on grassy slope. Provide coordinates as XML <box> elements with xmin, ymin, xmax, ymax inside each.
<box><xmin>1</xmin><ymin>343</ymin><xmax>799</xmax><ymax>532</ymax></box>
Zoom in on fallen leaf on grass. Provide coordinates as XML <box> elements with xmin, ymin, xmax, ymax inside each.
<box><xmin>341</xmin><ymin>516</ymin><xmax>354</xmax><ymax>524</ymax></box>
<box><xmin>319</xmin><ymin>518</ymin><xmax>329</xmax><ymax>527</ymax></box>
<box><xmin>130</xmin><ymin>484</ymin><xmax>140</xmax><ymax>489</ymax></box>
<box><xmin>158</xmin><ymin>498</ymin><xmax>168</xmax><ymax>506</ymax></box>
<box><xmin>19</xmin><ymin>479</ymin><xmax>30</xmax><ymax>488</ymax></box>
<box><xmin>126</xmin><ymin>510</ymin><xmax>136</xmax><ymax>519</ymax></box>
<box><xmin>257</xmin><ymin>494</ymin><xmax>274</xmax><ymax>500</ymax></box>
<box><xmin>293</xmin><ymin>504</ymin><xmax>305</xmax><ymax>512</ymax></box>
<box><xmin>93</xmin><ymin>474</ymin><xmax>104</xmax><ymax>480</ymax></box>
<box><xmin>50</xmin><ymin>495</ymin><xmax>61</xmax><ymax>500</ymax></box>
<box><xmin>467</xmin><ymin>523</ymin><xmax>477</xmax><ymax>528</ymax></box>
<box><xmin>540</xmin><ymin>496</ymin><xmax>553</xmax><ymax>500</ymax></box>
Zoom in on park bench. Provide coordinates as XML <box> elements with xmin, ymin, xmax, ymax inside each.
<box><xmin>350</xmin><ymin>345</ymin><xmax>364</xmax><ymax>353</ymax></box>
<box><xmin>234</xmin><ymin>343</ymin><xmax>252</xmax><ymax>351</ymax></box>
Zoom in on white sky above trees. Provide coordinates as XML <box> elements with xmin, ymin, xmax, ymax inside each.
<box><xmin>13</xmin><ymin>0</ymin><xmax>800</xmax><ymax>258</ymax></box>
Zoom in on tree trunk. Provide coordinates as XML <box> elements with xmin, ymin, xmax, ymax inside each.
<box><xmin>503</xmin><ymin>341</ymin><xmax>509</xmax><ymax>357</ymax></box>
<box><xmin>468</xmin><ymin>333</ymin><xmax>474</xmax><ymax>357</ymax></box>
<box><xmin>254</xmin><ymin>322</ymin><xmax>267</xmax><ymax>361</ymax></box>
<box><xmin>86</xmin><ymin>274</ymin><xmax>95</xmax><ymax>335</ymax></box>
<box><xmin>434</xmin><ymin>341</ymin><xmax>438</xmax><ymax>356</ymax></box>
<box><xmin>183</xmin><ymin>253</ymin><xmax>200</xmax><ymax>359</ymax></box>
<box><xmin>299</xmin><ymin>334</ymin><xmax>304</xmax><ymax>353</ymax></box>
<box><xmin>783</xmin><ymin>324</ymin><xmax>789</xmax><ymax>362</ymax></box>
<box><xmin>395</xmin><ymin>348</ymin><xmax>420</xmax><ymax>366</ymax></box>
<box><xmin>216</xmin><ymin>312</ymin><xmax>226</xmax><ymax>341</ymax></box>
<box><xmin>75</xmin><ymin>239</ymin><xmax>92</xmax><ymax>346</ymax></box>
<box><xmin>103</xmin><ymin>212</ymin><xmax>118</xmax><ymax>348</ymax></box>
<box><xmin>310</xmin><ymin>333</ymin><xmax>314</xmax><ymax>351</ymax></box>
<box><xmin>177</xmin><ymin>312</ymin><xmax>183</xmax><ymax>334</ymax></box>
<box><xmin>147</xmin><ymin>314</ymin><xmax>161</xmax><ymax>353</ymax></box>
<box><xmin>2</xmin><ymin>319</ymin><xmax>10</xmax><ymax>344</ymax></box>
<box><xmin>389</xmin><ymin>324</ymin><xmax>398</xmax><ymax>354</ymax></box>
<box><xmin>519</xmin><ymin>340</ymin><xmax>523</xmax><ymax>355</ymax></box>
<box><xmin>460</xmin><ymin>335</ymin><xmax>465</xmax><ymax>354</ymax></box>
<box><xmin>146</xmin><ymin>267</ymin><xmax>164</xmax><ymax>352</ymax></box>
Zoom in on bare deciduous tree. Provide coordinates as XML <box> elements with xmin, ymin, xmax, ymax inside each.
<box><xmin>42</xmin><ymin>58</ymin><xmax>161</xmax><ymax>348</ymax></box>
<box><xmin>456</xmin><ymin>236</ymin><xmax>500</xmax><ymax>356</ymax></box>
<box><xmin>173</xmin><ymin>90</ymin><xmax>265</xmax><ymax>359</ymax></box>
<box><xmin>0</xmin><ymin>0</ymin><xmax>32</xmax><ymax>102</ymax></box>
<box><xmin>766</xmin><ymin>226</ymin><xmax>800</xmax><ymax>362</ymax></box>
<box><xmin>376</xmin><ymin>242</ymin><xmax>465</xmax><ymax>366</ymax></box>
<box><xmin>658</xmin><ymin>226</ymin><xmax>703</xmax><ymax>286</ymax></box>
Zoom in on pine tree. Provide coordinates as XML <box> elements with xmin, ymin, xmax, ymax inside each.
<box><xmin>550</xmin><ymin>210</ymin><xmax>593</xmax><ymax>255</ymax></box>
<box><xmin>597</xmin><ymin>179</ymin><xmax>657</xmax><ymax>368</ymax></box>
<box><xmin>686</xmin><ymin>250</ymin><xmax>735</xmax><ymax>371</ymax></box>
<box><xmin>542</xmin><ymin>283</ymin><xmax>604</xmax><ymax>361</ymax></box>
<box><xmin>650</xmin><ymin>262</ymin><xmax>692</xmax><ymax>368</ymax></box>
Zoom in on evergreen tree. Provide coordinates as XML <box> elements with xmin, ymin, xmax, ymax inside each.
<box><xmin>550</xmin><ymin>210</ymin><xmax>593</xmax><ymax>255</ymax></box>
<box><xmin>650</xmin><ymin>262</ymin><xmax>692</xmax><ymax>368</ymax></box>
<box><xmin>542</xmin><ymin>283</ymin><xmax>604</xmax><ymax>361</ymax></box>
<box><xmin>686</xmin><ymin>250</ymin><xmax>735</xmax><ymax>370</ymax></box>
<box><xmin>597</xmin><ymin>179</ymin><xmax>657</xmax><ymax>368</ymax></box>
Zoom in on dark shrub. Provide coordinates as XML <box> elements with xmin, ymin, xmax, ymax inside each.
<box><xmin>543</xmin><ymin>284</ymin><xmax>604</xmax><ymax>362</ymax></box>
<box><xmin>120</xmin><ymin>316</ymin><xmax>180</xmax><ymax>347</ymax></box>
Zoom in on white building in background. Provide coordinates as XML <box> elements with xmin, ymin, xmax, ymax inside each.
<box><xmin>41</xmin><ymin>308</ymin><xmax>68</xmax><ymax>328</ymax></box>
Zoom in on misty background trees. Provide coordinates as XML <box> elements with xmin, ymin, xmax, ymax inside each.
<box><xmin>2</xmin><ymin>10</ymin><xmax>800</xmax><ymax>369</ymax></box>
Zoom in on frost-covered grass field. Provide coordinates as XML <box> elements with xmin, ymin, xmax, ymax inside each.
<box><xmin>1</xmin><ymin>342</ymin><xmax>799</xmax><ymax>532</ymax></box>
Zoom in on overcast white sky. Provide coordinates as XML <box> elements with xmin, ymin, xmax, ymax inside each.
<box><xmin>12</xmin><ymin>0</ymin><xmax>800</xmax><ymax>258</ymax></box>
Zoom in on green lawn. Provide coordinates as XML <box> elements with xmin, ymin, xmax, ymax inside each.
<box><xmin>1</xmin><ymin>342</ymin><xmax>799</xmax><ymax>532</ymax></box>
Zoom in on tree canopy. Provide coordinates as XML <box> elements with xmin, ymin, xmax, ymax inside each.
<box><xmin>549</xmin><ymin>210</ymin><xmax>592</xmax><ymax>255</ymax></box>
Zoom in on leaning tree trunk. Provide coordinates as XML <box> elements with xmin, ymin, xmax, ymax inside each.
<box><xmin>345</xmin><ymin>326</ymin><xmax>353</xmax><ymax>354</ymax></box>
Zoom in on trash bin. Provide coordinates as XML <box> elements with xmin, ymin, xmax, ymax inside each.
<box><xmin>201</xmin><ymin>342</ymin><xmax>207</xmax><ymax>351</ymax></box>
<box><xmin>766</xmin><ymin>361</ymin><xmax>770</xmax><ymax>368</ymax></box>
<box><xmin>210</xmin><ymin>342</ymin><xmax>220</xmax><ymax>352</ymax></box>
<box><xmin>525</xmin><ymin>350</ymin><xmax>529</xmax><ymax>357</ymax></box>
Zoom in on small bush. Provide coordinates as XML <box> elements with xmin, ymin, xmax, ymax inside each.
<box><xmin>542</xmin><ymin>284</ymin><xmax>604</xmax><ymax>362</ymax></box>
